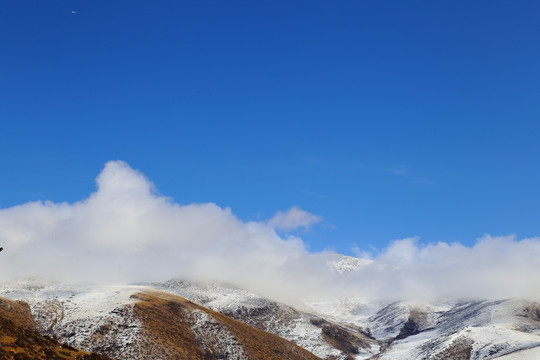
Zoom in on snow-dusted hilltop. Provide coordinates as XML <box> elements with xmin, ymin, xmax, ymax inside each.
<box><xmin>326</xmin><ymin>254</ymin><xmax>374</xmax><ymax>274</ymax></box>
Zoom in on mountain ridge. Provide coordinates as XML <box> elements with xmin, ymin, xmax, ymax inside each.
<box><xmin>2</xmin><ymin>253</ymin><xmax>540</xmax><ymax>360</ymax></box>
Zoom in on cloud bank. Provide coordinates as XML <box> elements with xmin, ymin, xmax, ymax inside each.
<box><xmin>0</xmin><ymin>161</ymin><xmax>539</xmax><ymax>303</ymax></box>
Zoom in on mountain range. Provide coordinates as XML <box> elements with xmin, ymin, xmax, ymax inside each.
<box><xmin>1</xmin><ymin>255</ymin><xmax>540</xmax><ymax>360</ymax></box>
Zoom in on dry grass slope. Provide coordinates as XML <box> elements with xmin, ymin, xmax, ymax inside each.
<box><xmin>0</xmin><ymin>297</ymin><xmax>36</xmax><ymax>331</ymax></box>
<box><xmin>133</xmin><ymin>290</ymin><xmax>322</xmax><ymax>360</ymax></box>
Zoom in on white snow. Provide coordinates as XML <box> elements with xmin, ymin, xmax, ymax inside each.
<box><xmin>495</xmin><ymin>345</ymin><xmax>540</xmax><ymax>359</ymax></box>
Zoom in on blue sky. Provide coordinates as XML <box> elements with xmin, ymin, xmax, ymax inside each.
<box><xmin>1</xmin><ymin>0</ymin><xmax>539</xmax><ymax>255</ymax></box>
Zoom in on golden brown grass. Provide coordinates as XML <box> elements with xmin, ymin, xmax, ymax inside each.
<box><xmin>133</xmin><ymin>290</ymin><xmax>321</xmax><ymax>360</ymax></box>
<box><xmin>0</xmin><ymin>297</ymin><xmax>36</xmax><ymax>330</ymax></box>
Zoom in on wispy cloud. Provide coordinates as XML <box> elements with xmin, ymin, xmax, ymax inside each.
<box><xmin>387</xmin><ymin>166</ymin><xmax>408</xmax><ymax>176</ymax></box>
<box><xmin>383</xmin><ymin>165</ymin><xmax>433</xmax><ymax>185</ymax></box>
<box><xmin>267</xmin><ymin>206</ymin><xmax>323</xmax><ymax>232</ymax></box>
<box><xmin>300</xmin><ymin>189</ymin><xmax>330</xmax><ymax>199</ymax></box>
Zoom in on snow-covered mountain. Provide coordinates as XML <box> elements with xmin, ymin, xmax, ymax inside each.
<box><xmin>303</xmin><ymin>296</ymin><xmax>540</xmax><ymax>359</ymax></box>
<box><xmin>151</xmin><ymin>279</ymin><xmax>377</xmax><ymax>359</ymax></box>
<box><xmin>149</xmin><ymin>278</ymin><xmax>540</xmax><ymax>360</ymax></box>
<box><xmin>2</xmin><ymin>255</ymin><xmax>540</xmax><ymax>360</ymax></box>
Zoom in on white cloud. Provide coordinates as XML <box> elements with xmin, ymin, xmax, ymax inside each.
<box><xmin>267</xmin><ymin>206</ymin><xmax>323</xmax><ymax>232</ymax></box>
<box><xmin>0</xmin><ymin>161</ymin><xmax>332</xmax><ymax>304</ymax></box>
<box><xmin>0</xmin><ymin>160</ymin><xmax>539</xmax><ymax>304</ymax></box>
<box><xmin>340</xmin><ymin>235</ymin><xmax>540</xmax><ymax>301</ymax></box>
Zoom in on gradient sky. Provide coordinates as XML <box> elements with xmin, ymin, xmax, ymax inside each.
<box><xmin>1</xmin><ymin>0</ymin><xmax>539</xmax><ymax>255</ymax></box>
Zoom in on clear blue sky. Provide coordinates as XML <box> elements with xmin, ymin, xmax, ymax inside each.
<box><xmin>1</xmin><ymin>0</ymin><xmax>539</xmax><ymax>255</ymax></box>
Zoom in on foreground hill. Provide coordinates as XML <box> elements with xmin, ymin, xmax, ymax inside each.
<box><xmin>132</xmin><ymin>290</ymin><xmax>320</xmax><ymax>359</ymax></box>
<box><xmin>0</xmin><ymin>297</ymin><xmax>111</xmax><ymax>360</ymax></box>
<box><xmin>1</xmin><ymin>283</ymin><xmax>320</xmax><ymax>360</ymax></box>
<box><xmin>153</xmin><ymin>279</ymin><xmax>378</xmax><ymax>359</ymax></box>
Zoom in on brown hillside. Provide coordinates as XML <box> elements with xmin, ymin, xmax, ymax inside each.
<box><xmin>132</xmin><ymin>290</ymin><xmax>322</xmax><ymax>360</ymax></box>
<box><xmin>0</xmin><ymin>297</ymin><xmax>112</xmax><ymax>360</ymax></box>
<box><xmin>0</xmin><ymin>297</ymin><xmax>36</xmax><ymax>330</ymax></box>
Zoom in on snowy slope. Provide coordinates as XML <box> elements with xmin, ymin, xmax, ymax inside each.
<box><xmin>495</xmin><ymin>346</ymin><xmax>540</xmax><ymax>359</ymax></box>
<box><xmin>1</xmin><ymin>280</ymin><xmax>149</xmax><ymax>359</ymax></box>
